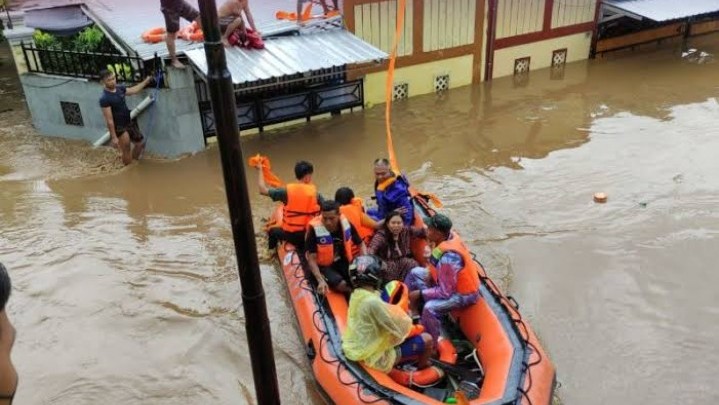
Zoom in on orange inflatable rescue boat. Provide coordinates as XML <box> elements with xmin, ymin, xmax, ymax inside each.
<box><xmin>271</xmin><ymin>190</ymin><xmax>557</xmax><ymax>404</ymax></box>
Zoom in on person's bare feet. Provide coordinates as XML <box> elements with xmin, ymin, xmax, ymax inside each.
<box><xmin>170</xmin><ymin>59</ymin><xmax>186</xmax><ymax>69</ymax></box>
<box><xmin>221</xmin><ymin>37</ymin><xmax>230</xmax><ymax>47</ymax></box>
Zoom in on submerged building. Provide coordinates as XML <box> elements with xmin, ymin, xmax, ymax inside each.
<box><xmin>1</xmin><ymin>0</ymin><xmax>387</xmax><ymax>156</ymax></box>
<box><xmin>4</xmin><ymin>0</ymin><xmax>715</xmax><ymax>156</ymax></box>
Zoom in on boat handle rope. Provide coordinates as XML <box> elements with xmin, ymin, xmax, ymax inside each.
<box><xmin>472</xmin><ymin>253</ymin><xmax>542</xmax><ymax>405</ymax></box>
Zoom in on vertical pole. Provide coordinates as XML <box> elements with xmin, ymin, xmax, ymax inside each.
<box><xmin>484</xmin><ymin>0</ymin><xmax>498</xmax><ymax>82</ymax></box>
<box><xmin>196</xmin><ymin>1</ymin><xmax>281</xmax><ymax>404</ymax></box>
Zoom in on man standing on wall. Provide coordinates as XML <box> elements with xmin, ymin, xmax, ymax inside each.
<box><xmin>99</xmin><ymin>70</ymin><xmax>152</xmax><ymax>166</ymax></box>
<box><xmin>161</xmin><ymin>0</ymin><xmax>201</xmax><ymax>69</ymax></box>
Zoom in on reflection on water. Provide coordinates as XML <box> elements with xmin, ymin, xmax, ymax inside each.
<box><xmin>1</xmin><ymin>33</ymin><xmax>719</xmax><ymax>404</ymax></box>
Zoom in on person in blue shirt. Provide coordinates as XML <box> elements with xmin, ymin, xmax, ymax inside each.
<box><xmin>99</xmin><ymin>70</ymin><xmax>152</xmax><ymax>165</ymax></box>
<box><xmin>367</xmin><ymin>158</ymin><xmax>414</xmax><ymax>226</ymax></box>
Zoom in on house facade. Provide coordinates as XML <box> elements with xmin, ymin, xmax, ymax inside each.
<box><xmin>345</xmin><ymin>0</ymin><xmax>600</xmax><ymax>104</ymax></box>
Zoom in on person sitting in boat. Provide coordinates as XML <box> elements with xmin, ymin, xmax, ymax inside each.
<box><xmin>305</xmin><ymin>200</ymin><xmax>367</xmax><ymax>295</ymax></box>
<box><xmin>218</xmin><ymin>0</ymin><xmax>259</xmax><ymax>47</ymax></box>
<box><xmin>368</xmin><ymin>211</ymin><xmax>427</xmax><ymax>282</ymax></box>
<box><xmin>406</xmin><ymin>214</ymin><xmax>481</xmax><ymax>341</ymax></box>
<box><xmin>256</xmin><ymin>160</ymin><xmax>322</xmax><ymax>251</ymax></box>
<box><xmin>367</xmin><ymin>158</ymin><xmax>414</xmax><ymax>226</ymax></box>
<box><xmin>0</xmin><ymin>262</ymin><xmax>18</xmax><ymax>404</ymax></box>
<box><xmin>342</xmin><ymin>255</ymin><xmax>435</xmax><ymax>375</ymax></box>
<box><xmin>335</xmin><ymin>187</ymin><xmax>381</xmax><ymax>247</ymax></box>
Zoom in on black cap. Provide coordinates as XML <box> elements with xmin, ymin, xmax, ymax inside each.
<box><xmin>424</xmin><ymin>213</ymin><xmax>452</xmax><ymax>233</ymax></box>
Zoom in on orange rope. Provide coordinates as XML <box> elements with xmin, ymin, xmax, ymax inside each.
<box><xmin>384</xmin><ymin>0</ymin><xmax>406</xmax><ymax>174</ymax></box>
<box><xmin>247</xmin><ymin>154</ymin><xmax>284</xmax><ymax>188</ymax></box>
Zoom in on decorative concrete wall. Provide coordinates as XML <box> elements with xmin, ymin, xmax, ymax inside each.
<box><xmin>492</xmin><ymin>31</ymin><xmax>592</xmax><ymax>79</ymax></box>
<box><xmin>18</xmin><ymin>67</ymin><xmax>205</xmax><ymax>157</ymax></box>
<box><xmin>363</xmin><ymin>54</ymin><xmax>475</xmax><ymax>106</ymax></box>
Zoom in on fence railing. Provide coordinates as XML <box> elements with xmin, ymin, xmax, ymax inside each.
<box><xmin>21</xmin><ymin>42</ymin><xmax>160</xmax><ymax>83</ymax></box>
<box><xmin>196</xmin><ymin>79</ymin><xmax>364</xmax><ymax>136</ymax></box>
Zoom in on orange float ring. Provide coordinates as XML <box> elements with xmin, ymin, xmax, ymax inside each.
<box><xmin>388</xmin><ymin>337</ymin><xmax>457</xmax><ymax>387</ymax></box>
<box><xmin>178</xmin><ymin>22</ymin><xmax>204</xmax><ymax>42</ymax></box>
<box><xmin>142</xmin><ymin>27</ymin><xmax>166</xmax><ymax>44</ymax></box>
<box><xmin>389</xmin><ymin>365</ymin><xmax>445</xmax><ymax>388</ymax></box>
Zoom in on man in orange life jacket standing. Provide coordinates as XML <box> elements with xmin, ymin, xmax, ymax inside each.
<box><xmin>305</xmin><ymin>200</ymin><xmax>367</xmax><ymax>295</ymax></box>
<box><xmin>257</xmin><ymin>160</ymin><xmax>322</xmax><ymax>251</ymax></box>
<box><xmin>405</xmin><ymin>214</ymin><xmax>481</xmax><ymax>341</ymax></box>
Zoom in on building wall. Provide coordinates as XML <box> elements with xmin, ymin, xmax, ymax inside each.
<box><xmin>422</xmin><ymin>0</ymin><xmax>476</xmax><ymax>51</ymax></box>
<box><xmin>354</xmin><ymin>0</ymin><xmax>414</xmax><ymax>56</ymax></box>
<box><xmin>492</xmin><ymin>31</ymin><xmax>591</xmax><ymax>79</ymax></box>
<box><xmin>19</xmin><ymin>67</ymin><xmax>205</xmax><ymax>157</ymax></box>
<box><xmin>347</xmin><ymin>0</ymin><xmax>483</xmax><ymax>103</ymax></box>
<box><xmin>496</xmin><ymin>0</ymin><xmax>545</xmax><ymax>39</ymax></box>
<box><xmin>363</xmin><ymin>54</ymin><xmax>474</xmax><ymax>105</ymax></box>
<box><xmin>551</xmin><ymin>0</ymin><xmax>595</xmax><ymax>29</ymax></box>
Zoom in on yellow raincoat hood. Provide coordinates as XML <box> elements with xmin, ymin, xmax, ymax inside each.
<box><xmin>342</xmin><ymin>288</ymin><xmax>413</xmax><ymax>373</ymax></box>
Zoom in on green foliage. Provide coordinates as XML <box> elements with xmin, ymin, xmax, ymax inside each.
<box><xmin>73</xmin><ymin>26</ymin><xmax>104</xmax><ymax>52</ymax></box>
<box><xmin>107</xmin><ymin>62</ymin><xmax>132</xmax><ymax>80</ymax></box>
<box><xmin>32</xmin><ymin>29</ymin><xmax>59</xmax><ymax>49</ymax></box>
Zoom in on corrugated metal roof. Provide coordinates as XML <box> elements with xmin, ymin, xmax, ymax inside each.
<box><xmin>186</xmin><ymin>30</ymin><xmax>387</xmax><ymax>84</ymax></box>
<box><xmin>604</xmin><ymin>0</ymin><xmax>719</xmax><ymax>22</ymax></box>
<box><xmin>83</xmin><ymin>0</ymin><xmax>306</xmax><ymax>60</ymax></box>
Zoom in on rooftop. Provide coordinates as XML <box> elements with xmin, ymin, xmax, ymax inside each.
<box><xmin>86</xmin><ymin>0</ymin><xmax>306</xmax><ymax>60</ymax></box>
<box><xmin>603</xmin><ymin>0</ymin><xmax>719</xmax><ymax>22</ymax></box>
<box><xmin>185</xmin><ymin>30</ymin><xmax>387</xmax><ymax>85</ymax></box>
<box><xmin>17</xmin><ymin>0</ymin><xmax>347</xmax><ymax>60</ymax></box>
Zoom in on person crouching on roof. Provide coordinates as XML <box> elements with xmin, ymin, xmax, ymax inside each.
<box><xmin>342</xmin><ymin>255</ymin><xmax>434</xmax><ymax>373</ymax></box>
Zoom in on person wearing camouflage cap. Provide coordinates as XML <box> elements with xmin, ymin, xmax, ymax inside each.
<box><xmin>405</xmin><ymin>213</ymin><xmax>482</xmax><ymax>341</ymax></box>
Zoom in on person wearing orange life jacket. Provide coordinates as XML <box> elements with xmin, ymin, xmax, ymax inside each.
<box><xmin>305</xmin><ymin>201</ymin><xmax>367</xmax><ymax>295</ymax></box>
<box><xmin>405</xmin><ymin>214</ymin><xmax>481</xmax><ymax>341</ymax></box>
<box><xmin>367</xmin><ymin>158</ymin><xmax>414</xmax><ymax>226</ymax></box>
<box><xmin>256</xmin><ymin>160</ymin><xmax>323</xmax><ymax>250</ymax></box>
<box><xmin>334</xmin><ymin>187</ymin><xmax>382</xmax><ymax>246</ymax></box>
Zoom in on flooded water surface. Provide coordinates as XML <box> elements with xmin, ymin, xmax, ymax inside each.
<box><xmin>1</xmin><ymin>35</ymin><xmax>719</xmax><ymax>404</ymax></box>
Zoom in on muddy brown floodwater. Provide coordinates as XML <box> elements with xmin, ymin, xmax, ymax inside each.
<box><xmin>1</xmin><ymin>34</ymin><xmax>718</xmax><ymax>404</ymax></box>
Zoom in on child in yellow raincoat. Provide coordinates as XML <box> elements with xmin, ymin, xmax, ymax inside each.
<box><xmin>342</xmin><ymin>255</ymin><xmax>434</xmax><ymax>373</ymax></box>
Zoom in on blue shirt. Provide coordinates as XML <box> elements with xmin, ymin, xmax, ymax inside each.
<box><xmin>372</xmin><ymin>174</ymin><xmax>414</xmax><ymax>225</ymax></box>
<box><xmin>99</xmin><ymin>85</ymin><xmax>131</xmax><ymax>129</ymax></box>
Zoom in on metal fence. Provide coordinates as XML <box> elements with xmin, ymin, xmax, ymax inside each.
<box><xmin>196</xmin><ymin>79</ymin><xmax>365</xmax><ymax>137</ymax></box>
<box><xmin>21</xmin><ymin>42</ymin><xmax>160</xmax><ymax>83</ymax></box>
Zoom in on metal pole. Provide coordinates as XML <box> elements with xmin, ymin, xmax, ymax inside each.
<box><xmin>196</xmin><ymin>1</ymin><xmax>281</xmax><ymax>403</ymax></box>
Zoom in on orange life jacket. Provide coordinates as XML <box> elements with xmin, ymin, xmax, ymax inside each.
<box><xmin>308</xmin><ymin>215</ymin><xmax>355</xmax><ymax>267</ymax></box>
<box><xmin>339</xmin><ymin>197</ymin><xmax>375</xmax><ymax>244</ymax></box>
<box><xmin>428</xmin><ymin>232</ymin><xmax>480</xmax><ymax>295</ymax></box>
<box><xmin>282</xmin><ymin>183</ymin><xmax>320</xmax><ymax>233</ymax></box>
